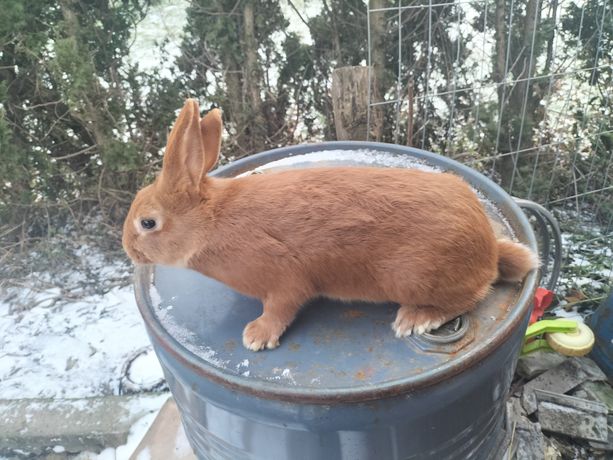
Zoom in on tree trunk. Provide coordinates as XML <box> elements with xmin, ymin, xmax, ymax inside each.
<box><xmin>241</xmin><ymin>0</ymin><xmax>267</xmax><ymax>153</ymax></box>
<box><xmin>493</xmin><ymin>0</ymin><xmax>506</xmax><ymax>86</ymax></box>
<box><xmin>222</xmin><ymin>55</ymin><xmax>248</xmax><ymax>151</ymax></box>
<box><xmin>544</xmin><ymin>0</ymin><xmax>559</xmax><ymax>73</ymax></box>
<box><xmin>58</xmin><ymin>0</ymin><xmax>110</xmax><ymax>159</ymax></box>
<box><xmin>322</xmin><ymin>0</ymin><xmax>342</xmax><ymax>63</ymax></box>
<box><xmin>368</xmin><ymin>0</ymin><xmax>386</xmax><ymax>141</ymax></box>
<box><xmin>494</xmin><ymin>0</ymin><xmax>543</xmax><ymax>188</ymax></box>
<box><xmin>492</xmin><ymin>0</ymin><xmax>512</xmax><ymax>187</ymax></box>
<box><xmin>493</xmin><ymin>0</ymin><xmax>515</xmax><ymax>187</ymax></box>
<box><xmin>511</xmin><ymin>0</ymin><xmax>540</xmax><ymax>121</ymax></box>
<box><xmin>407</xmin><ymin>76</ymin><xmax>414</xmax><ymax>146</ymax></box>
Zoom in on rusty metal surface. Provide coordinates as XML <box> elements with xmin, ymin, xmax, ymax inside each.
<box><xmin>134</xmin><ymin>142</ymin><xmax>538</xmax><ymax>404</ymax></box>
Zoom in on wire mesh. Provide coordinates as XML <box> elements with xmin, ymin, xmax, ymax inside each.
<box><xmin>366</xmin><ymin>0</ymin><xmax>612</xmax><ymax>306</ymax></box>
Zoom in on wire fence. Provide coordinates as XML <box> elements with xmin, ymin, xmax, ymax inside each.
<box><xmin>366</xmin><ymin>0</ymin><xmax>612</xmax><ymax>305</ymax></box>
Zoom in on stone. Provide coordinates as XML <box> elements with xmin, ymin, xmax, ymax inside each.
<box><xmin>513</xmin><ymin>422</ymin><xmax>546</xmax><ymax>460</ymax></box>
<box><xmin>0</xmin><ymin>394</ymin><xmax>168</xmax><ymax>457</ymax></box>
<box><xmin>507</xmin><ymin>398</ymin><xmax>545</xmax><ymax>460</ymax></box>
<box><xmin>522</xmin><ymin>357</ymin><xmax>606</xmax><ymax>414</ymax></box>
<box><xmin>516</xmin><ymin>351</ymin><xmax>567</xmax><ymax>380</ymax></box>
<box><xmin>535</xmin><ymin>389</ymin><xmax>608</xmax><ymax>442</ymax></box>
<box><xmin>543</xmin><ymin>440</ymin><xmax>561</xmax><ymax>460</ymax></box>
<box><xmin>507</xmin><ymin>396</ymin><xmax>527</xmax><ymax>423</ymax></box>
<box><xmin>575</xmin><ymin>381</ymin><xmax>613</xmax><ymax>451</ymax></box>
<box><xmin>574</xmin><ymin>356</ymin><xmax>608</xmax><ymax>381</ymax></box>
<box><xmin>588</xmin><ymin>413</ymin><xmax>613</xmax><ymax>453</ymax></box>
<box><xmin>580</xmin><ymin>381</ymin><xmax>613</xmax><ymax>412</ymax></box>
<box><xmin>545</xmin><ymin>437</ymin><xmax>591</xmax><ymax>460</ymax></box>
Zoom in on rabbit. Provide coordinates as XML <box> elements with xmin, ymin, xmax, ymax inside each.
<box><xmin>123</xmin><ymin>99</ymin><xmax>539</xmax><ymax>351</ymax></box>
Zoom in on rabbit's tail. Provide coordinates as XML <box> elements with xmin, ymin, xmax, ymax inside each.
<box><xmin>497</xmin><ymin>239</ymin><xmax>539</xmax><ymax>282</ymax></box>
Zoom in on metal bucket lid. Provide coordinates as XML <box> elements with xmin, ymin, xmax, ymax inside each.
<box><xmin>134</xmin><ymin>142</ymin><xmax>538</xmax><ymax>403</ymax></box>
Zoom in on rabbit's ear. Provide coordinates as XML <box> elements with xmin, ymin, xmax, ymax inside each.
<box><xmin>160</xmin><ymin>99</ymin><xmax>205</xmax><ymax>189</ymax></box>
<box><xmin>200</xmin><ymin>108</ymin><xmax>222</xmax><ymax>173</ymax></box>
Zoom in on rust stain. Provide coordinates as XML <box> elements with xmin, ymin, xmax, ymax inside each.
<box><xmin>289</xmin><ymin>342</ymin><xmax>301</xmax><ymax>351</ymax></box>
<box><xmin>342</xmin><ymin>309</ymin><xmax>366</xmax><ymax>320</ymax></box>
<box><xmin>224</xmin><ymin>340</ymin><xmax>237</xmax><ymax>352</ymax></box>
<box><xmin>355</xmin><ymin>367</ymin><xmax>375</xmax><ymax>381</ymax></box>
<box><xmin>312</xmin><ymin>328</ymin><xmax>348</xmax><ymax>344</ymax></box>
<box><xmin>367</xmin><ymin>346</ymin><xmax>374</xmax><ymax>353</ymax></box>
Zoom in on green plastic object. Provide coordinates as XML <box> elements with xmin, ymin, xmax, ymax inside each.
<box><xmin>525</xmin><ymin>319</ymin><xmax>577</xmax><ymax>338</ymax></box>
<box><xmin>521</xmin><ymin>338</ymin><xmax>551</xmax><ymax>355</ymax></box>
<box><xmin>522</xmin><ymin>319</ymin><xmax>577</xmax><ymax>355</ymax></box>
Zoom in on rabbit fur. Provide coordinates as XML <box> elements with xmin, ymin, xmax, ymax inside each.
<box><xmin>122</xmin><ymin>99</ymin><xmax>539</xmax><ymax>351</ymax></box>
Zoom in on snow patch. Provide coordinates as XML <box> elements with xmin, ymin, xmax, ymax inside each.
<box><xmin>0</xmin><ymin>285</ymin><xmax>153</xmax><ymax>399</ymax></box>
<box><xmin>128</xmin><ymin>349</ymin><xmax>165</xmax><ymax>387</ymax></box>
<box><xmin>155</xmin><ymin>306</ymin><xmax>229</xmax><ymax>368</ymax></box>
<box><xmin>238</xmin><ymin>149</ymin><xmax>441</xmax><ymax>176</ymax></box>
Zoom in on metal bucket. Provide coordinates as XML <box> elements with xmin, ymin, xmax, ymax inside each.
<box><xmin>134</xmin><ymin>142</ymin><xmax>538</xmax><ymax>460</ymax></box>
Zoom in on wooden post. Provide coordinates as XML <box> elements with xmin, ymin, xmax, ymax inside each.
<box><xmin>331</xmin><ymin>66</ymin><xmax>382</xmax><ymax>141</ymax></box>
<box><xmin>407</xmin><ymin>75</ymin><xmax>414</xmax><ymax>146</ymax></box>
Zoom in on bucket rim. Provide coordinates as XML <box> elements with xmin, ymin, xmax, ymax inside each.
<box><xmin>134</xmin><ymin>141</ymin><xmax>538</xmax><ymax>403</ymax></box>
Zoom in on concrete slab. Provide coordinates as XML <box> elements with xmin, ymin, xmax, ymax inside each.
<box><xmin>517</xmin><ymin>351</ymin><xmax>567</xmax><ymax>380</ymax></box>
<box><xmin>580</xmin><ymin>381</ymin><xmax>613</xmax><ymax>412</ymax></box>
<box><xmin>587</xmin><ymin>414</ymin><xmax>613</xmax><ymax>452</ymax></box>
<box><xmin>535</xmin><ymin>390</ymin><xmax>608</xmax><ymax>442</ymax></box>
<box><xmin>0</xmin><ymin>393</ymin><xmax>167</xmax><ymax>457</ymax></box>
<box><xmin>522</xmin><ymin>357</ymin><xmax>606</xmax><ymax>414</ymax></box>
<box><xmin>130</xmin><ymin>398</ymin><xmax>196</xmax><ymax>460</ymax></box>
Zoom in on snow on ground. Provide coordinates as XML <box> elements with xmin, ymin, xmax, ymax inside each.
<box><xmin>127</xmin><ymin>349</ymin><xmax>165</xmax><ymax>388</ymax></box>
<box><xmin>0</xmin><ymin>248</ymin><xmax>169</xmax><ymax>458</ymax></box>
<box><xmin>549</xmin><ymin>208</ymin><xmax>612</xmax><ymax>319</ymax></box>
<box><xmin>0</xmin><ymin>277</ymin><xmax>164</xmax><ymax>400</ymax></box>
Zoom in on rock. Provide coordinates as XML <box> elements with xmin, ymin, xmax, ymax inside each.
<box><xmin>573</xmin><ymin>381</ymin><xmax>613</xmax><ymax>451</ymax></box>
<box><xmin>574</xmin><ymin>356</ymin><xmax>608</xmax><ymax>381</ymax></box>
<box><xmin>513</xmin><ymin>422</ymin><xmax>546</xmax><ymax>460</ymax></box>
<box><xmin>507</xmin><ymin>398</ymin><xmax>545</xmax><ymax>460</ymax></box>
<box><xmin>580</xmin><ymin>381</ymin><xmax>613</xmax><ymax>412</ymax></box>
<box><xmin>545</xmin><ymin>436</ymin><xmax>591</xmax><ymax>460</ymax></box>
<box><xmin>535</xmin><ymin>389</ymin><xmax>608</xmax><ymax>442</ymax></box>
<box><xmin>543</xmin><ymin>440</ymin><xmax>561</xmax><ymax>460</ymax></box>
<box><xmin>571</xmin><ymin>389</ymin><xmax>589</xmax><ymax>399</ymax></box>
<box><xmin>522</xmin><ymin>357</ymin><xmax>606</xmax><ymax>414</ymax></box>
<box><xmin>517</xmin><ymin>351</ymin><xmax>567</xmax><ymax>380</ymax></box>
<box><xmin>590</xmin><ymin>415</ymin><xmax>613</xmax><ymax>452</ymax></box>
<box><xmin>507</xmin><ymin>396</ymin><xmax>527</xmax><ymax>422</ymax></box>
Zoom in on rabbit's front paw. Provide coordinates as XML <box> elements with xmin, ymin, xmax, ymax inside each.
<box><xmin>242</xmin><ymin>317</ymin><xmax>282</xmax><ymax>351</ymax></box>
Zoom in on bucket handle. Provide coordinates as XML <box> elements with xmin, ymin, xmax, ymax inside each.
<box><xmin>513</xmin><ymin>198</ymin><xmax>562</xmax><ymax>292</ymax></box>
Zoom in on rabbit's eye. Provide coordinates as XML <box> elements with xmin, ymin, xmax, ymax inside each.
<box><xmin>140</xmin><ymin>219</ymin><xmax>156</xmax><ymax>230</ymax></box>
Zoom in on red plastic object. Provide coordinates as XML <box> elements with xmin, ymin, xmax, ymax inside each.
<box><xmin>529</xmin><ymin>287</ymin><xmax>555</xmax><ymax>324</ymax></box>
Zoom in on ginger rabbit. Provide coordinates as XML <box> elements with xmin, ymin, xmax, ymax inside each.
<box><xmin>123</xmin><ymin>99</ymin><xmax>538</xmax><ymax>351</ymax></box>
